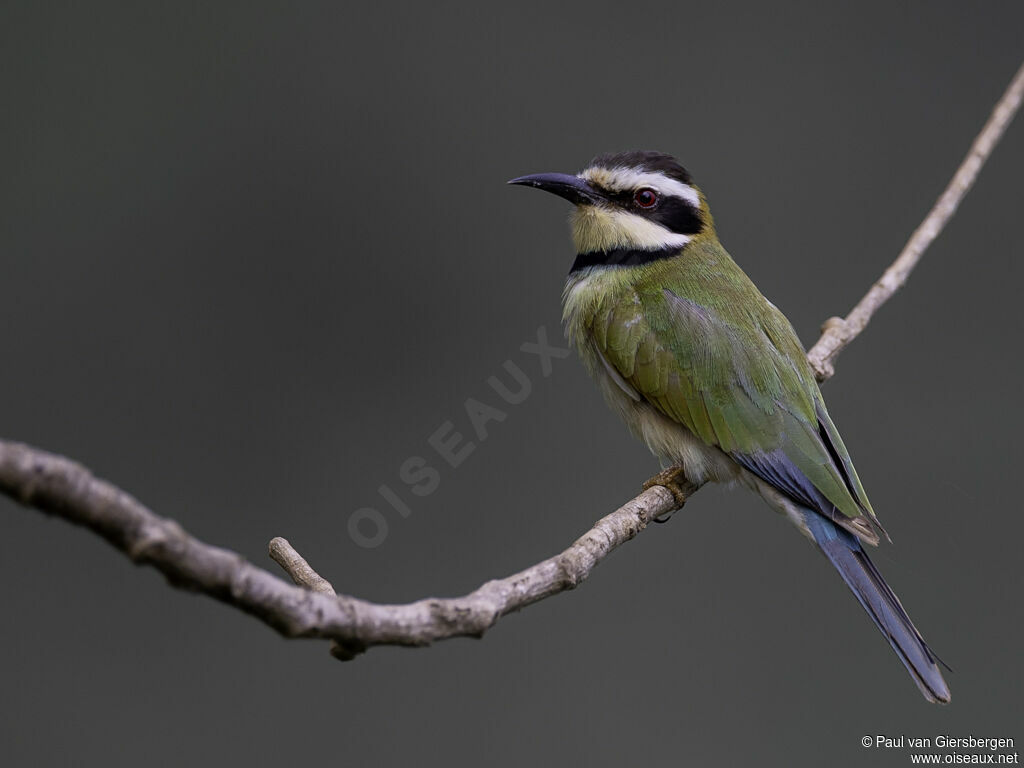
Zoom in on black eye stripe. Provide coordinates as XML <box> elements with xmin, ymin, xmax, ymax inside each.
<box><xmin>649</xmin><ymin>196</ymin><xmax>703</xmax><ymax>235</ymax></box>
<box><xmin>604</xmin><ymin>189</ymin><xmax>639</xmax><ymax>207</ymax></box>
<box><xmin>604</xmin><ymin>188</ymin><xmax>662</xmax><ymax>211</ymax></box>
<box><xmin>597</xmin><ymin>187</ymin><xmax>703</xmax><ymax>236</ymax></box>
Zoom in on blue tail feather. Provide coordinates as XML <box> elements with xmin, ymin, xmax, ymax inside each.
<box><xmin>801</xmin><ymin>508</ymin><xmax>950</xmax><ymax>704</ymax></box>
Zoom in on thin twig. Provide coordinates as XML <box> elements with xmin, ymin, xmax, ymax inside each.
<box><xmin>269</xmin><ymin>537</ymin><xmax>354</xmax><ymax>659</ymax></box>
<box><xmin>269</xmin><ymin>537</ymin><xmax>337</xmax><ymax>595</ymax></box>
<box><xmin>1</xmin><ymin>61</ymin><xmax>1021</xmax><ymax>659</ymax></box>
<box><xmin>806</xmin><ymin>60</ymin><xmax>1024</xmax><ymax>381</ymax></box>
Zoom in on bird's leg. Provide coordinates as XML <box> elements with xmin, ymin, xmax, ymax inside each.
<box><xmin>642</xmin><ymin>464</ymin><xmax>697</xmax><ymax>521</ymax></box>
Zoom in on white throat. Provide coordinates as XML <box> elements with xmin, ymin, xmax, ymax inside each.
<box><xmin>571</xmin><ymin>205</ymin><xmax>692</xmax><ymax>253</ymax></box>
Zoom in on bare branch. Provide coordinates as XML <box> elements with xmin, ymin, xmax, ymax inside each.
<box><xmin>1</xmin><ymin>61</ymin><xmax>1021</xmax><ymax>658</ymax></box>
<box><xmin>806</xmin><ymin>60</ymin><xmax>1024</xmax><ymax>381</ymax></box>
<box><xmin>0</xmin><ymin>438</ymin><xmax>677</xmax><ymax>657</ymax></box>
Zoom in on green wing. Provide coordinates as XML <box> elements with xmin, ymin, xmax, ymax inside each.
<box><xmin>591</xmin><ymin>256</ymin><xmax>882</xmax><ymax>543</ymax></box>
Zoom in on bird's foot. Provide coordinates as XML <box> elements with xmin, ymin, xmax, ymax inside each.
<box><xmin>642</xmin><ymin>464</ymin><xmax>695</xmax><ymax>521</ymax></box>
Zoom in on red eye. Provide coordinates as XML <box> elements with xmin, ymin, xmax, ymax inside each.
<box><xmin>634</xmin><ymin>188</ymin><xmax>658</xmax><ymax>208</ymax></box>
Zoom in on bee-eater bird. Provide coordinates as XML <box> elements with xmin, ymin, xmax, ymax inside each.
<box><xmin>510</xmin><ymin>150</ymin><xmax>950</xmax><ymax>703</ymax></box>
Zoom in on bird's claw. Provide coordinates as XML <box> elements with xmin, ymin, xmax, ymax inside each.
<box><xmin>642</xmin><ymin>464</ymin><xmax>694</xmax><ymax>518</ymax></box>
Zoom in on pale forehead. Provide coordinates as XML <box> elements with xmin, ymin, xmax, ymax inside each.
<box><xmin>580</xmin><ymin>165</ymin><xmax>700</xmax><ymax>208</ymax></box>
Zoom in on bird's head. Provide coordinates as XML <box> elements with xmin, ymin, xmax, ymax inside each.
<box><xmin>510</xmin><ymin>151</ymin><xmax>712</xmax><ymax>269</ymax></box>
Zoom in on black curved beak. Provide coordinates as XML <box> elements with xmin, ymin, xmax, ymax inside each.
<box><xmin>507</xmin><ymin>172</ymin><xmax>602</xmax><ymax>205</ymax></box>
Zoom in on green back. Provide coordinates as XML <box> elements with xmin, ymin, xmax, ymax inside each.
<box><xmin>582</xmin><ymin>238</ymin><xmax>879</xmax><ymax>534</ymax></box>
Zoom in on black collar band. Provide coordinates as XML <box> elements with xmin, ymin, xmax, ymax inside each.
<box><xmin>569</xmin><ymin>245</ymin><xmax>682</xmax><ymax>273</ymax></box>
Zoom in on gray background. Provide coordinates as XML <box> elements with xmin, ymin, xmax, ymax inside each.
<box><xmin>2</xmin><ymin>2</ymin><xmax>1022</xmax><ymax>766</ymax></box>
